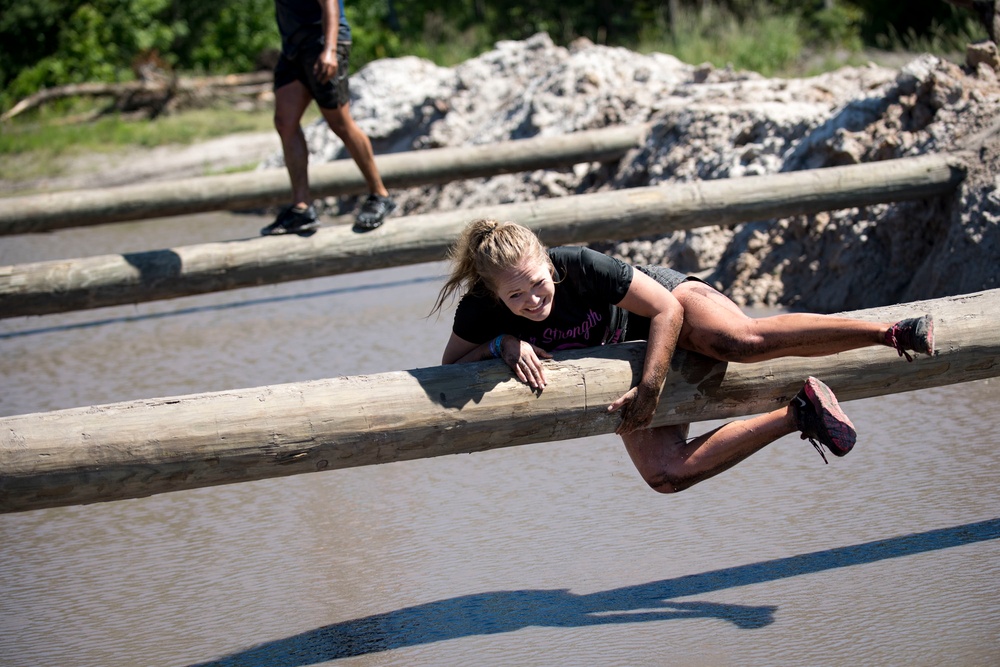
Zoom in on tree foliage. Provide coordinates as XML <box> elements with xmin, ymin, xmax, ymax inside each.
<box><xmin>0</xmin><ymin>0</ymin><xmax>278</xmax><ymax>108</ymax></box>
<box><xmin>0</xmin><ymin>0</ymin><xmax>988</xmax><ymax>112</ymax></box>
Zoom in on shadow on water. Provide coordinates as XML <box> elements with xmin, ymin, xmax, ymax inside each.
<box><xmin>0</xmin><ymin>275</ymin><xmax>443</xmax><ymax>340</ymax></box>
<box><xmin>192</xmin><ymin>518</ymin><xmax>1000</xmax><ymax>666</ymax></box>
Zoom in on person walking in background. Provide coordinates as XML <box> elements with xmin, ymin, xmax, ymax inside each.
<box><xmin>432</xmin><ymin>219</ymin><xmax>936</xmax><ymax>494</ymax></box>
<box><xmin>262</xmin><ymin>0</ymin><xmax>396</xmax><ymax>236</ymax></box>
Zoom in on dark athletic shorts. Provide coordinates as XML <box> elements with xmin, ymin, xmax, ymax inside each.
<box><xmin>274</xmin><ymin>40</ymin><xmax>352</xmax><ymax>109</ymax></box>
<box><xmin>626</xmin><ymin>265</ymin><xmax>709</xmax><ymax>341</ymax></box>
<box><xmin>636</xmin><ymin>265</ymin><xmax>691</xmax><ymax>292</ymax></box>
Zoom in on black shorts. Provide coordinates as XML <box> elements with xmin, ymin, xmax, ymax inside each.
<box><xmin>274</xmin><ymin>40</ymin><xmax>352</xmax><ymax>109</ymax></box>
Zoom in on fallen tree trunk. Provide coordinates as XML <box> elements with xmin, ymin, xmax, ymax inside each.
<box><xmin>0</xmin><ymin>153</ymin><xmax>967</xmax><ymax>319</ymax></box>
<box><xmin>0</xmin><ymin>72</ymin><xmax>274</xmax><ymax>122</ymax></box>
<box><xmin>0</xmin><ymin>124</ymin><xmax>648</xmax><ymax>235</ymax></box>
<box><xmin>1</xmin><ymin>288</ymin><xmax>997</xmax><ymax>514</ymax></box>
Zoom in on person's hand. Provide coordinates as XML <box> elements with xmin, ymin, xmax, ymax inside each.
<box><xmin>608</xmin><ymin>384</ymin><xmax>659</xmax><ymax>435</ymax></box>
<box><xmin>314</xmin><ymin>47</ymin><xmax>338</xmax><ymax>84</ymax></box>
<box><xmin>499</xmin><ymin>337</ymin><xmax>552</xmax><ymax>390</ymax></box>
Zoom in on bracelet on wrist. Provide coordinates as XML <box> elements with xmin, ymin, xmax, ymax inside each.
<box><xmin>489</xmin><ymin>334</ymin><xmax>504</xmax><ymax>358</ymax></box>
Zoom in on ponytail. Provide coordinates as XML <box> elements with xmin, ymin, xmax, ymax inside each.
<box><xmin>430</xmin><ymin>219</ymin><xmax>551</xmax><ymax>315</ymax></box>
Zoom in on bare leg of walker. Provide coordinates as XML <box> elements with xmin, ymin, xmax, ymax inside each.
<box><xmin>274</xmin><ymin>81</ymin><xmax>314</xmax><ymax>208</ymax></box>
<box><xmin>321</xmin><ymin>103</ymin><xmax>388</xmax><ymax>197</ymax></box>
<box><xmin>322</xmin><ymin>103</ymin><xmax>397</xmax><ymax>230</ymax></box>
<box><xmin>262</xmin><ymin>80</ymin><xmax>322</xmax><ymax>236</ymax></box>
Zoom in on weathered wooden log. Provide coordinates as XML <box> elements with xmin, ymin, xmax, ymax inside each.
<box><xmin>1</xmin><ymin>289</ymin><xmax>998</xmax><ymax>514</ymax></box>
<box><xmin>0</xmin><ymin>124</ymin><xmax>648</xmax><ymax>235</ymax></box>
<box><xmin>0</xmin><ymin>153</ymin><xmax>966</xmax><ymax>319</ymax></box>
<box><xmin>0</xmin><ymin>72</ymin><xmax>275</xmax><ymax>122</ymax></box>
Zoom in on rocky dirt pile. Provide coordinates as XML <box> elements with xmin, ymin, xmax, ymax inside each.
<box><xmin>274</xmin><ymin>32</ymin><xmax>1000</xmax><ymax>312</ymax></box>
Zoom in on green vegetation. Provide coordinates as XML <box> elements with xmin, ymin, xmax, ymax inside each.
<box><xmin>636</xmin><ymin>4</ymin><xmax>809</xmax><ymax>77</ymax></box>
<box><xmin>2</xmin><ymin>0</ymin><xmax>987</xmax><ymax>106</ymax></box>
<box><xmin>0</xmin><ymin>0</ymin><xmax>989</xmax><ymax>174</ymax></box>
<box><xmin>0</xmin><ymin>0</ymin><xmax>280</xmax><ymax>107</ymax></box>
<box><xmin>0</xmin><ymin>105</ymin><xmax>289</xmax><ymax>183</ymax></box>
<box><xmin>0</xmin><ymin>103</ymin><xmax>326</xmax><ymax>186</ymax></box>
<box><xmin>1</xmin><ymin>106</ymin><xmax>276</xmax><ymax>156</ymax></box>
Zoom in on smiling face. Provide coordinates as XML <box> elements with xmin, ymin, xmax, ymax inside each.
<box><xmin>492</xmin><ymin>254</ymin><xmax>556</xmax><ymax>321</ymax></box>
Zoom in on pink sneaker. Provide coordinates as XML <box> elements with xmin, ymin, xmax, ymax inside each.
<box><xmin>791</xmin><ymin>377</ymin><xmax>857</xmax><ymax>464</ymax></box>
<box><xmin>884</xmin><ymin>314</ymin><xmax>935</xmax><ymax>362</ymax></box>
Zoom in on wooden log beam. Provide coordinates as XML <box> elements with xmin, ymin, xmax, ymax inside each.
<box><xmin>0</xmin><ymin>153</ymin><xmax>966</xmax><ymax>319</ymax></box>
<box><xmin>1</xmin><ymin>289</ymin><xmax>998</xmax><ymax>514</ymax></box>
<box><xmin>0</xmin><ymin>125</ymin><xmax>648</xmax><ymax>235</ymax></box>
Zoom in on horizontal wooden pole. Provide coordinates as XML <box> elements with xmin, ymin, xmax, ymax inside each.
<box><xmin>0</xmin><ymin>153</ymin><xmax>966</xmax><ymax>319</ymax></box>
<box><xmin>1</xmin><ymin>288</ymin><xmax>998</xmax><ymax>514</ymax></box>
<box><xmin>0</xmin><ymin>124</ymin><xmax>648</xmax><ymax>235</ymax></box>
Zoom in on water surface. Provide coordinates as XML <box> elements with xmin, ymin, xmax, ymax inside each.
<box><xmin>2</xmin><ymin>213</ymin><xmax>998</xmax><ymax>666</ymax></box>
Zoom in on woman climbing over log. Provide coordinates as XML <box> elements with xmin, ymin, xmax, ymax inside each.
<box><xmin>431</xmin><ymin>219</ymin><xmax>935</xmax><ymax>493</ymax></box>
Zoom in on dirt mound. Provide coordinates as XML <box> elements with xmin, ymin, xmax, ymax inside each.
<box><xmin>292</xmin><ymin>33</ymin><xmax>1000</xmax><ymax>311</ymax></box>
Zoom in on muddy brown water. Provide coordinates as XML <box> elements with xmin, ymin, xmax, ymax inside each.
<box><xmin>1</xmin><ymin>213</ymin><xmax>998</xmax><ymax>667</ymax></box>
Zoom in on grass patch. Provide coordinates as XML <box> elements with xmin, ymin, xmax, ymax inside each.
<box><xmin>398</xmin><ymin>13</ymin><xmax>494</xmax><ymax>67</ymax></box>
<box><xmin>202</xmin><ymin>161</ymin><xmax>265</xmax><ymax>177</ymax></box>
<box><xmin>0</xmin><ymin>103</ymin><xmax>318</xmax><ymax>185</ymax></box>
<box><xmin>1</xmin><ymin>105</ymin><xmax>279</xmax><ymax>157</ymax></box>
<box><xmin>637</xmin><ymin>3</ymin><xmax>805</xmax><ymax>77</ymax></box>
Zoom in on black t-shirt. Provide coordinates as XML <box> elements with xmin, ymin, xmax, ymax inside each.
<box><xmin>452</xmin><ymin>246</ymin><xmax>643</xmax><ymax>352</ymax></box>
<box><xmin>275</xmin><ymin>0</ymin><xmax>352</xmax><ymax>57</ymax></box>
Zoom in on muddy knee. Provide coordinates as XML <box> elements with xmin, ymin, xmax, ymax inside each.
<box><xmin>704</xmin><ymin>330</ymin><xmax>768</xmax><ymax>362</ymax></box>
<box><xmin>642</xmin><ymin>469</ymin><xmax>696</xmax><ymax>494</ymax></box>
